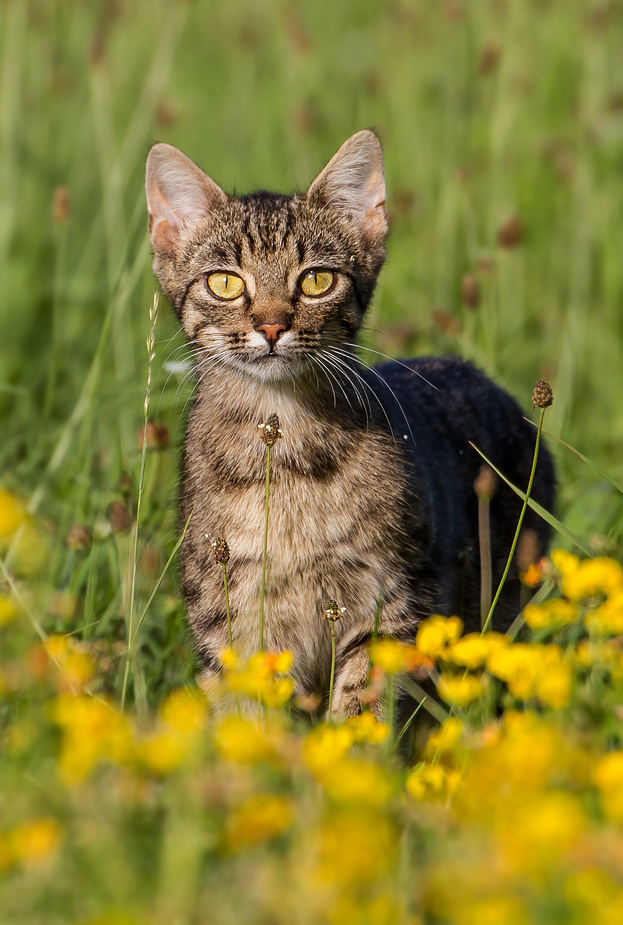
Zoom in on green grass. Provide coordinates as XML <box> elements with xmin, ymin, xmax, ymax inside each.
<box><xmin>2</xmin><ymin>0</ymin><xmax>623</xmax><ymax>694</ymax></box>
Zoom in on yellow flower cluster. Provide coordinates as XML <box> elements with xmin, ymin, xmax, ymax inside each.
<box><xmin>0</xmin><ymin>488</ymin><xmax>48</xmax><ymax>575</ymax></box>
<box><xmin>219</xmin><ymin>648</ymin><xmax>295</xmax><ymax>707</ymax></box>
<box><xmin>0</xmin><ymin>818</ymin><xmax>63</xmax><ymax>871</ymax></box>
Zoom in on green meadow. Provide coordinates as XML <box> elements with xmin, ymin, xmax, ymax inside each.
<box><xmin>2</xmin><ymin>1</ymin><xmax>623</xmax><ymax>922</ymax></box>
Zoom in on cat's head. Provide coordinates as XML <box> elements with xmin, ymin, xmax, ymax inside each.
<box><xmin>145</xmin><ymin>131</ymin><xmax>387</xmax><ymax>382</ymax></box>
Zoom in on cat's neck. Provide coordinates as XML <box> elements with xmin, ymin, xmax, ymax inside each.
<box><xmin>193</xmin><ymin>357</ymin><xmax>364</xmax><ymax>433</ymax></box>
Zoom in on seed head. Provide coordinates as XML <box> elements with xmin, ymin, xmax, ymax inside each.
<box><xmin>474</xmin><ymin>464</ymin><xmax>498</xmax><ymax>502</ymax></box>
<box><xmin>324</xmin><ymin>600</ymin><xmax>346</xmax><ymax>623</ymax></box>
<box><xmin>258</xmin><ymin>413</ymin><xmax>282</xmax><ymax>447</ymax></box>
<box><xmin>532</xmin><ymin>380</ymin><xmax>553</xmax><ymax>409</ymax></box>
<box><xmin>206</xmin><ymin>534</ymin><xmax>230</xmax><ymax>564</ymax></box>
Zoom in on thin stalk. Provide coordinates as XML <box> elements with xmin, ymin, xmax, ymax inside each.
<box><xmin>259</xmin><ymin>444</ymin><xmax>271</xmax><ymax>651</ymax></box>
<box><xmin>387</xmin><ymin>674</ymin><xmax>396</xmax><ymax>750</ymax></box>
<box><xmin>373</xmin><ymin>589</ymin><xmax>384</xmax><ymax>642</ymax></box>
<box><xmin>478</xmin><ymin>496</ymin><xmax>492</xmax><ymax>627</ymax></box>
<box><xmin>222</xmin><ymin>562</ymin><xmax>232</xmax><ymax>649</ymax></box>
<box><xmin>394</xmin><ymin>699</ymin><xmax>425</xmax><ymax>747</ymax></box>
<box><xmin>121</xmin><ymin>292</ymin><xmax>159</xmax><ymax>710</ymax></box>
<box><xmin>328</xmin><ymin>621</ymin><xmax>337</xmax><ymax>721</ymax></box>
<box><xmin>134</xmin><ymin>512</ymin><xmax>192</xmax><ymax>639</ymax></box>
<box><xmin>481</xmin><ymin>407</ymin><xmax>546</xmax><ymax>634</ymax></box>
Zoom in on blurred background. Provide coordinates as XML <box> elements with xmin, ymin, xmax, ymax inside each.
<box><xmin>1</xmin><ymin>0</ymin><xmax>623</xmax><ymax>692</ymax></box>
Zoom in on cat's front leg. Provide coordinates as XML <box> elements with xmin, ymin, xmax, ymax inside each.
<box><xmin>331</xmin><ymin>628</ymin><xmax>374</xmax><ymax>718</ymax></box>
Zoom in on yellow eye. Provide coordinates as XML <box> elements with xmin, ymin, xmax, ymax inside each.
<box><xmin>299</xmin><ymin>270</ymin><xmax>335</xmax><ymax>297</ymax></box>
<box><xmin>206</xmin><ymin>272</ymin><xmax>245</xmax><ymax>300</ymax></box>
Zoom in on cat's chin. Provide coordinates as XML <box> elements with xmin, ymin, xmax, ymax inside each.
<box><xmin>227</xmin><ymin>353</ymin><xmax>307</xmax><ymax>384</ymax></box>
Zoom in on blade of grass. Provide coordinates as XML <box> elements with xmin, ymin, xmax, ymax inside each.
<box><xmin>468</xmin><ymin>441</ymin><xmax>593</xmax><ymax>557</ymax></box>
<box><xmin>524</xmin><ymin>418</ymin><xmax>623</xmax><ymax>496</ymax></box>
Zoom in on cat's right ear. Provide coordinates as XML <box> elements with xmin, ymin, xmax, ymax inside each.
<box><xmin>306</xmin><ymin>130</ymin><xmax>387</xmax><ymax>242</ymax></box>
<box><xmin>145</xmin><ymin>143</ymin><xmax>227</xmax><ymax>255</ymax></box>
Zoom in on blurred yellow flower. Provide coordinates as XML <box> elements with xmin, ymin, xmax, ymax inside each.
<box><xmin>226</xmin><ymin>794</ymin><xmax>294</xmax><ymax>849</ymax></box>
<box><xmin>213</xmin><ymin>715</ymin><xmax>281</xmax><ymax>764</ymax></box>
<box><xmin>52</xmin><ymin>694</ymin><xmax>134</xmax><ymax>784</ymax></box>
<box><xmin>39</xmin><ymin>634</ymin><xmax>95</xmax><ymax>694</ymax></box>
<box><xmin>585</xmin><ymin>591</ymin><xmax>623</xmax><ymax>636</ymax></box>
<box><xmin>315</xmin><ymin>809</ymin><xmax>396</xmax><ymax>887</ymax></box>
<box><xmin>160</xmin><ymin>686</ymin><xmax>207</xmax><ymax>733</ymax></box>
<box><xmin>10</xmin><ymin>818</ymin><xmax>63</xmax><ymax>868</ymax></box>
<box><xmin>415</xmin><ymin>615</ymin><xmax>463</xmax><ymax>659</ymax></box>
<box><xmin>369</xmin><ymin>639</ymin><xmax>432</xmax><ymax>675</ymax></box>
<box><xmin>223</xmin><ymin>650</ymin><xmax>295</xmax><ymax>707</ymax></box>
<box><xmin>303</xmin><ymin>723</ymin><xmax>354</xmax><ymax>774</ymax></box>
<box><xmin>437</xmin><ymin>672</ymin><xmax>485</xmax><ymax>707</ymax></box>
<box><xmin>0</xmin><ymin>488</ymin><xmax>27</xmax><ymax>541</ymax></box>
<box><xmin>562</xmin><ymin>556</ymin><xmax>623</xmax><ymax>602</ymax></box>
<box><xmin>0</xmin><ymin>593</ymin><xmax>18</xmax><ymax>627</ymax></box>
<box><xmin>523</xmin><ymin>598</ymin><xmax>579</xmax><ymax>632</ymax></box>
<box><xmin>550</xmin><ymin>548</ymin><xmax>580</xmax><ymax>578</ymax></box>
<box><xmin>446</xmin><ymin>632</ymin><xmax>508</xmax><ymax>669</ymax></box>
<box><xmin>495</xmin><ymin>792</ymin><xmax>586</xmax><ymax>875</ymax></box>
<box><xmin>406</xmin><ymin>763</ymin><xmax>460</xmax><ymax>802</ymax></box>
<box><xmin>138</xmin><ymin>688</ymin><xmax>208</xmax><ymax>774</ymax></box>
<box><xmin>346</xmin><ymin>711</ymin><xmax>390</xmax><ymax>745</ymax></box>
<box><xmin>424</xmin><ymin>717</ymin><xmax>463</xmax><ymax>757</ymax></box>
<box><xmin>487</xmin><ymin>643</ymin><xmax>572</xmax><ymax>708</ymax></box>
<box><xmin>328</xmin><ymin>893</ymin><xmax>408</xmax><ymax>925</ymax></box>
<box><xmin>320</xmin><ymin>758</ymin><xmax>393</xmax><ymax>806</ymax></box>
<box><xmin>594</xmin><ymin>751</ymin><xmax>623</xmax><ymax>823</ymax></box>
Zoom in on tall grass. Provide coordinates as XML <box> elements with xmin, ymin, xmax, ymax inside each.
<box><xmin>1</xmin><ymin>0</ymin><xmax>623</xmax><ymax>698</ymax></box>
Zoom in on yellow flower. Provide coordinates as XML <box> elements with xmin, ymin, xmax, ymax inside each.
<box><xmin>52</xmin><ymin>694</ymin><xmax>134</xmax><ymax>784</ymax></box>
<box><xmin>495</xmin><ymin>792</ymin><xmax>586</xmax><ymax>874</ymax></box>
<box><xmin>10</xmin><ymin>818</ymin><xmax>63</xmax><ymax>868</ymax></box>
<box><xmin>437</xmin><ymin>672</ymin><xmax>485</xmax><ymax>707</ymax></box>
<box><xmin>415</xmin><ymin>615</ymin><xmax>463</xmax><ymax>659</ymax></box>
<box><xmin>346</xmin><ymin>711</ymin><xmax>390</xmax><ymax>745</ymax></box>
<box><xmin>550</xmin><ymin>548</ymin><xmax>580</xmax><ymax>578</ymax></box>
<box><xmin>523</xmin><ymin>598</ymin><xmax>579</xmax><ymax>632</ymax></box>
<box><xmin>315</xmin><ymin>809</ymin><xmax>397</xmax><ymax>887</ymax></box>
<box><xmin>0</xmin><ymin>488</ymin><xmax>26</xmax><ymax>540</ymax></box>
<box><xmin>320</xmin><ymin>758</ymin><xmax>393</xmax><ymax>806</ymax></box>
<box><xmin>369</xmin><ymin>639</ymin><xmax>408</xmax><ymax>673</ymax></box>
<box><xmin>423</xmin><ymin>717</ymin><xmax>463</xmax><ymax>757</ymax></box>
<box><xmin>562</xmin><ymin>556</ymin><xmax>623</xmax><ymax>602</ymax></box>
<box><xmin>445</xmin><ymin>632</ymin><xmax>508</xmax><ymax>669</ymax></box>
<box><xmin>213</xmin><ymin>715</ymin><xmax>280</xmax><ymax>765</ymax></box>
<box><xmin>226</xmin><ymin>794</ymin><xmax>294</xmax><ymax>849</ymax></box>
<box><xmin>40</xmin><ymin>634</ymin><xmax>95</xmax><ymax>693</ymax></box>
<box><xmin>223</xmin><ymin>650</ymin><xmax>295</xmax><ymax>707</ymax></box>
<box><xmin>303</xmin><ymin>723</ymin><xmax>354</xmax><ymax>774</ymax></box>
<box><xmin>594</xmin><ymin>751</ymin><xmax>623</xmax><ymax>823</ymax></box>
<box><xmin>406</xmin><ymin>763</ymin><xmax>461</xmax><ymax>802</ymax></box>
<box><xmin>0</xmin><ymin>593</ymin><xmax>18</xmax><ymax>627</ymax></box>
<box><xmin>534</xmin><ymin>646</ymin><xmax>572</xmax><ymax>709</ymax></box>
<box><xmin>159</xmin><ymin>687</ymin><xmax>207</xmax><ymax>733</ymax></box>
<box><xmin>585</xmin><ymin>591</ymin><xmax>623</xmax><ymax>636</ymax></box>
<box><xmin>487</xmin><ymin>643</ymin><xmax>540</xmax><ymax>700</ymax></box>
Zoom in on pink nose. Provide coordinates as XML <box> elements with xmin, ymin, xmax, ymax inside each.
<box><xmin>256</xmin><ymin>322</ymin><xmax>288</xmax><ymax>350</ymax></box>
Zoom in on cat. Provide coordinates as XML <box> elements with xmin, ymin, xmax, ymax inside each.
<box><xmin>145</xmin><ymin>130</ymin><xmax>555</xmax><ymax>716</ymax></box>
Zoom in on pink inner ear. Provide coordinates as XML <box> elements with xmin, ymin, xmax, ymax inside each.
<box><xmin>152</xmin><ymin>218</ymin><xmax>177</xmax><ymax>256</ymax></box>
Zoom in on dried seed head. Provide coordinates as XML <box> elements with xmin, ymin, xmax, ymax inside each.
<box><xmin>52</xmin><ymin>186</ymin><xmax>70</xmax><ymax>224</ymax></box>
<box><xmin>461</xmin><ymin>274</ymin><xmax>481</xmax><ymax>308</ymax></box>
<box><xmin>324</xmin><ymin>600</ymin><xmax>346</xmax><ymax>622</ymax></box>
<box><xmin>532</xmin><ymin>379</ymin><xmax>553</xmax><ymax>408</ymax></box>
<box><xmin>516</xmin><ymin>528</ymin><xmax>541</xmax><ymax>572</ymax></box>
<box><xmin>206</xmin><ymin>534</ymin><xmax>230</xmax><ymax>564</ymax></box>
<box><xmin>108</xmin><ymin>500</ymin><xmax>131</xmax><ymax>533</ymax></box>
<box><xmin>258</xmin><ymin>413</ymin><xmax>282</xmax><ymax>447</ymax></box>
<box><xmin>474</xmin><ymin>464</ymin><xmax>498</xmax><ymax>502</ymax></box>
<box><xmin>497</xmin><ymin>215</ymin><xmax>524</xmax><ymax>248</ymax></box>
<box><xmin>65</xmin><ymin>524</ymin><xmax>92</xmax><ymax>551</ymax></box>
<box><xmin>138</xmin><ymin>420</ymin><xmax>169</xmax><ymax>449</ymax></box>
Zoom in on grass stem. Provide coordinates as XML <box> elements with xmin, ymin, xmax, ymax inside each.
<box><xmin>481</xmin><ymin>407</ymin><xmax>546</xmax><ymax>634</ymax></box>
<box><xmin>222</xmin><ymin>562</ymin><xmax>232</xmax><ymax>649</ymax></box>
<box><xmin>328</xmin><ymin>621</ymin><xmax>337</xmax><ymax>721</ymax></box>
<box><xmin>259</xmin><ymin>444</ymin><xmax>271</xmax><ymax>652</ymax></box>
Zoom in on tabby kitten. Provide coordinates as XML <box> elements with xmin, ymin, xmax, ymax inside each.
<box><xmin>145</xmin><ymin>131</ymin><xmax>554</xmax><ymax>716</ymax></box>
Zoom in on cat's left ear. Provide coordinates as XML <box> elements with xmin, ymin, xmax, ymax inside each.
<box><xmin>307</xmin><ymin>130</ymin><xmax>387</xmax><ymax>241</ymax></box>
